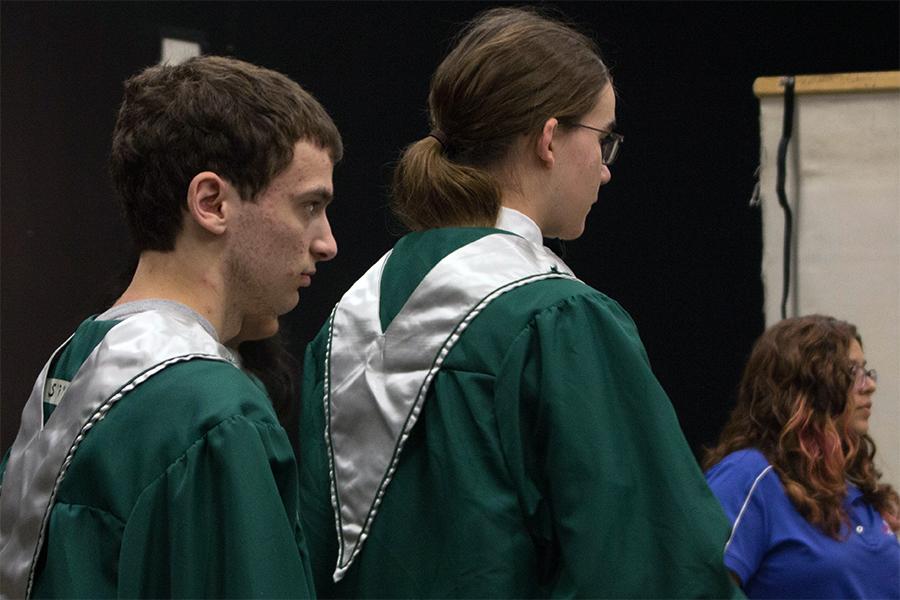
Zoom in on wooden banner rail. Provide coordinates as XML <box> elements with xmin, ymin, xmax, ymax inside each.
<box><xmin>754</xmin><ymin>71</ymin><xmax>900</xmax><ymax>97</ymax></box>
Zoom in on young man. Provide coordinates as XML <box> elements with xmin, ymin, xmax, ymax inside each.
<box><xmin>0</xmin><ymin>56</ymin><xmax>340</xmax><ymax>598</ymax></box>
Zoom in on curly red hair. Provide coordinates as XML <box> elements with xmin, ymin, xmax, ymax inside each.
<box><xmin>704</xmin><ymin>315</ymin><xmax>899</xmax><ymax>536</ymax></box>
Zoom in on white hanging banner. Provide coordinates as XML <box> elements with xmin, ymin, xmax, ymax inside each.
<box><xmin>757</xmin><ymin>71</ymin><xmax>900</xmax><ymax>485</ymax></box>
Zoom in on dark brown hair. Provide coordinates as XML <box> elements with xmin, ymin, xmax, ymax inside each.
<box><xmin>391</xmin><ymin>7</ymin><xmax>610</xmax><ymax>231</ymax></box>
<box><xmin>239</xmin><ymin>335</ymin><xmax>298</xmax><ymax>430</ymax></box>
<box><xmin>704</xmin><ymin>315</ymin><xmax>899</xmax><ymax>536</ymax></box>
<box><xmin>109</xmin><ymin>55</ymin><xmax>342</xmax><ymax>251</ymax></box>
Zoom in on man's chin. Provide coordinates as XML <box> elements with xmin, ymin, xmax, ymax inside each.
<box><xmin>260</xmin><ymin>320</ymin><xmax>281</xmax><ymax>339</ymax></box>
<box><xmin>233</xmin><ymin>314</ymin><xmax>282</xmax><ymax>345</ymax></box>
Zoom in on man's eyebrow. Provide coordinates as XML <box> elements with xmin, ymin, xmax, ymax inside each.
<box><xmin>295</xmin><ymin>187</ymin><xmax>334</xmax><ymax>203</ymax></box>
<box><xmin>603</xmin><ymin>119</ymin><xmax>617</xmax><ymax>132</ymax></box>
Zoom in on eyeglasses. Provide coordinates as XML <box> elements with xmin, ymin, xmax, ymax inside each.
<box><xmin>564</xmin><ymin>122</ymin><xmax>624</xmax><ymax>165</ymax></box>
<box><xmin>850</xmin><ymin>364</ymin><xmax>878</xmax><ymax>389</ymax></box>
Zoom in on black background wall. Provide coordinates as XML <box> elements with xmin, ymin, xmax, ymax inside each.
<box><xmin>2</xmin><ymin>1</ymin><xmax>898</xmax><ymax>459</ymax></box>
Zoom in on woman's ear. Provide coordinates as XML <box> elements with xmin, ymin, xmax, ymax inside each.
<box><xmin>186</xmin><ymin>171</ymin><xmax>231</xmax><ymax>236</ymax></box>
<box><xmin>536</xmin><ymin>117</ymin><xmax>558</xmax><ymax>168</ymax></box>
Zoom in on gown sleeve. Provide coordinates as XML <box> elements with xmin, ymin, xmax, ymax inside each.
<box><xmin>298</xmin><ymin>325</ymin><xmax>342</xmax><ymax>597</ymax></box>
<box><xmin>0</xmin><ymin>447</ymin><xmax>9</xmax><ymax>486</ymax></box>
<box><xmin>117</xmin><ymin>414</ymin><xmax>315</xmax><ymax>598</ymax></box>
<box><xmin>494</xmin><ymin>293</ymin><xmax>743</xmax><ymax>598</ymax></box>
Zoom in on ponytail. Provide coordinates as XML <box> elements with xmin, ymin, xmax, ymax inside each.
<box><xmin>391</xmin><ymin>135</ymin><xmax>500</xmax><ymax>231</ymax></box>
<box><xmin>389</xmin><ymin>8</ymin><xmax>609</xmax><ymax>232</ymax></box>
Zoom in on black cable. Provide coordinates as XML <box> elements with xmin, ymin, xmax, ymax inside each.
<box><xmin>776</xmin><ymin>76</ymin><xmax>795</xmax><ymax>320</ymax></box>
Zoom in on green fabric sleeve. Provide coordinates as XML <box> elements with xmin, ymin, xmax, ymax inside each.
<box><xmin>298</xmin><ymin>324</ymin><xmax>341</xmax><ymax>597</ymax></box>
<box><xmin>116</xmin><ymin>415</ymin><xmax>314</xmax><ymax>599</ymax></box>
<box><xmin>0</xmin><ymin>446</ymin><xmax>10</xmax><ymax>487</ymax></box>
<box><xmin>33</xmin><ymin>503</ymin><xmax>124</xmax><ymax>598</ymax></box>
<box><xmin>495</xmin><ymin>294</ymin><xmax>743</xmax><ymax>598</ymax></box>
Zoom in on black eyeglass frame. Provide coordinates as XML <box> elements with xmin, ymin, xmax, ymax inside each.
<box><xmin>561</xmin><ymin>121</ymin><xmax>624</xmax><ymax>165</ymax></box>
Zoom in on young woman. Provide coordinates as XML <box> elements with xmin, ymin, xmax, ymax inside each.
<box><xmin>705</xmin><ymin>315</ymin><xmax>900</xmax><ymax>599</ymax></box>
<box><xmin>299</xmin><ymin>7</ymin><xmax>739</xmax><ymax>597</ymax></box>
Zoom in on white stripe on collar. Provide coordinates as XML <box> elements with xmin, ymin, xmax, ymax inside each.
<box><xmin>100</xmin><ymin>299</ymin><xmax>219</xmax><ymax>342</ymax></box>
<box><xmin>495</xmin><ymin>206</ymin><xmax>544</xmax><ymax>246</ymax></box>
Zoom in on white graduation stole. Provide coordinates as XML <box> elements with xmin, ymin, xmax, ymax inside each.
<box><xmin>325</xmin><ymin>232</ymin><xmax>577</xmax><ymax>581</ymax></box>
<box><xmin>0</xmin><ymin>308</ymin><xmax>237</xmax><ymax>599</ymax></box>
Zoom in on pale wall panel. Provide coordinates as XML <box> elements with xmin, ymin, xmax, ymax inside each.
<box><xmin>759</xmin><ymin>79</ymin><xmax>900</xmax><ymax>484</ymax></box>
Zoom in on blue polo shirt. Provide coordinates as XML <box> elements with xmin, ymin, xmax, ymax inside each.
<box><xmin>706</xmin><ymin>448</ymin><xmax>899</xmax><ymax>599</ymax></box>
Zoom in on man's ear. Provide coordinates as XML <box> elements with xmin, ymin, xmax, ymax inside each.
<box><xmin>186</xmin><ymin>172</ymin><xmax>233</xmax><ymax>236</ymax></box>
<box><xmin>535</xmin><ymin>117</ymin><xmax>558</xmax><ymax>168</ymax></box>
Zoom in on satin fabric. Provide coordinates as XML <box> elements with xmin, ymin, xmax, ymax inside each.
<box><xmin>326</xmin><ymin>231</ymin><xmax>575</xmax><ymax>580</ymax></box>
<box><xmin>300</xmin><ymin>224</ymin><xmax>742</xmax><ymax>598</ymax></box>
<box><xmin>0</xmin><ymin>308</ymin><xmax>232</xmax><ymax>599</ymax></box>
<box><xmin>0</xmin><ymin>308</ymin><xmax>315</xmax><ymax>598</ymax></box>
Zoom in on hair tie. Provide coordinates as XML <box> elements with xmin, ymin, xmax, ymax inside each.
<box><xmin>428</xmin><ymin>129</ymin><xmax>449</xmax><ymax>150</ymax></box>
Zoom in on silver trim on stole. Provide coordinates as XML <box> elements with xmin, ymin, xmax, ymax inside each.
<box><xmin>0</xmin><ymin>308</ymin><xmax>237</xmax><ymax>599</ymax></box>
<box><xmin>325</xmin><ymin>232</ymin><xmax>577</xmax><ymax>581</ymax></box>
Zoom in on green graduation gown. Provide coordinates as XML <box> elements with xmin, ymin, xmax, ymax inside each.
<box><xmin>299</xmin><ymin>212</ymin><xmax>741</xmax><ymax>598</ymax></box>
<box><xmin>0</xmin><ymin>303</ymin><xmax>314</xmax><ymax>598</ymax></box>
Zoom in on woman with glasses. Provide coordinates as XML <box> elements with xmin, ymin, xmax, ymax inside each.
<box><xmin>704</xmin><ymin>314</ymin><xmax>900</xmax><ymax>599</ymax></box>
<box><xmin>298</xmin><ymin>7</ymin><xmax>739</xmax><ymax>598</ymax></box>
